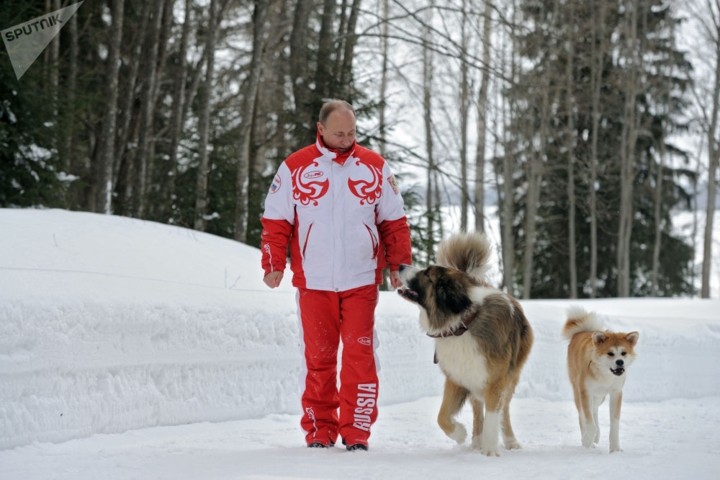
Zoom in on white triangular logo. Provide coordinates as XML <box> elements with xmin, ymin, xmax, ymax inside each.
<box><xmin>1</xmin><ymin>1</ymin><xmax>84</xmax><ymax>80</ymax></box>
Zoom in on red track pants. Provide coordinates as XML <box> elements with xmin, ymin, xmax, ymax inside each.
<box><xmin>297</xmin><ymin>285</ymin><xmax>379</xmax><ymax>447</ymax></box>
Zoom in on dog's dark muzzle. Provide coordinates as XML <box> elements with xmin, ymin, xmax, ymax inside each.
<box><xmin>610</xmin><ymin>360</ymin><xmax>625</xmax><ymax>376</ymax></box>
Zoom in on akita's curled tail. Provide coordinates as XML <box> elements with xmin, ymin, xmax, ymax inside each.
<box><xmin>436</xmin><ymin>232</ymin><xmax>492</xmax><ymax>281</ymax></box>
<box><xmin>562</xmin><ymin>306</ymin><xmax>603</xmax><ymax>340</ymax></box>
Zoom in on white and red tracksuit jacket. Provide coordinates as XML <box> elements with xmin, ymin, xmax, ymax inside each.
<box><xmin>261</xmin><ymin>135</ymin><xmax>412</xmax><ymax>290</ymax></box>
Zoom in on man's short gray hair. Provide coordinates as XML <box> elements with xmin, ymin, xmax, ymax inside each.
<box><xmin>319</xmin><ymin>99</ymin><xmax>355</xmax><ymax>124</ymax></box>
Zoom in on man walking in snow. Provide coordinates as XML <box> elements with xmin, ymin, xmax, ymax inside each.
<box><xmin>260</xmin><ymin>99</ymin><xmax>412</xmax><ymax>451</ymax></box>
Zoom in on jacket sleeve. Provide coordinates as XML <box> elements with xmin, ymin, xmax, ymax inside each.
<box><xmin>260</xmin><ymin>163</ymin><xmax>294</xmax><ymax>276</ymax></box>
<box><xmin>377</xmin><ymin>161</ymin><xmax>412</xmax><ymax>270</ymax></box>
<box><xmin>378</xmin><ymin>217</ymin><xmax>412</xmax><ymax>270</ymax></box>
<box><xmin>261</xmin><ymin>218</ymin><xmax>292</xmax><ymax>275</ymax></box>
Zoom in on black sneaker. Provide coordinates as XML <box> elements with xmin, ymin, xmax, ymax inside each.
<box><xmin>345</xmin><ymin>444</ymin><xmax>368</xmax><ymax>451</ymax></box>
<box><xmin>307</xmin><ymin>442</ymin><xmax>330</xmax><ymax>448</ymax></box>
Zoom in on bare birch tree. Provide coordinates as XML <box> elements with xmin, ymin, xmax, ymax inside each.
<box><xmin>565</xmin><ymin>1</ymin><xmax>578</xmax><ymax>298</ymax></box>
<box><xmin>690</xmin><ymin>0</ymin><xmax>720</xmax><ymax>298</ymax></box>
<box><xmin>378</xmin><ymin>0</ymin><xmax>390</xmax><ymax>158</ymax></box>
<box><xmin>473</xmin><ymin>0</ymin><xmax>493</xmax><ymax>234</ymax></box>
<box><xmin>166</xmin><ymin>0</ymin><xmax>193</xmax><ymax>220</ymax></box>
<box><xmin>588</xmin><ymin>0</ymin><xmax>609</xmax><ymax>298</ymax></box>
<box><xmin>423</xmin><ymin>0</ymin><xmax>437</xmax><ymax>262</ymax></box>
<box><xmin>193</xmin><ymin>0</ymin><xmax>218</xmax><ymax>231</ymax></box>
<box><xmin>234</xmin><ymin>0</ymin><xmax>270</xmax><ymax>242</ymax></box>
<box><xmin>501</xmin><ymin>0</ymin><xmax>518</xmax><ymax>295</ymax></box>
<box><xmin>134</xmin><ymin>0</ymin><xmax>166</xmax><ymax>218</ymax></box>
<box><xmin>458</xmin><ymin>0</ymin><xmax>471</xmax><ymax>232</ymax></box>
<box><xmin>617</xmin><ymin>0</ymin><xmax>641</xmax><ymax>296</ymax></box>
<box><xmin>94</xmin><ymin>0</ymin><xmax>125</xmax><ymax>214</ymax></box>
<box><xmin>289</xmin><ymin>0</ymin><xmax>313</xmax><ymax>145</ymax></box>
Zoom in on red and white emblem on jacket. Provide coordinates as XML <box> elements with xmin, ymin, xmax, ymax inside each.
<box><xmin>348</xmin><ymin>158</ymin><xmax>383</xmax><ymax>205</ymax></box>
<box><xmin>291</xmin><ymin>162</ymin><xmax>329</xmax><ymax>205</ymax></box>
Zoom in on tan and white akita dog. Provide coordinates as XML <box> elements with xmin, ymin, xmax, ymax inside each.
<box><xmin>562</xmin><ymin>307</ymin><xmax>639</xmax><ymax>453</ymax></box>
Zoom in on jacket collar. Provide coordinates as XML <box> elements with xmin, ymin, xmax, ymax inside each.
<box><xmin>316</xmin><ymin>133</ymin><xmax>357</xmax><ymax>165</ymax></box>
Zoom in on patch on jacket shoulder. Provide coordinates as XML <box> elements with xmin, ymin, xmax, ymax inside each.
<box><xmin>269</xmin><ymin>174</ymin><xmax>282</xmax><ymax>193</ymax></box>
<box><xmin>388</xmin><ymin>175</ymin><xmax>399</xmax><ymax>194</ymax></box>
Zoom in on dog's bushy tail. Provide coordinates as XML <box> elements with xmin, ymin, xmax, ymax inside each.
<box><xmin>436</xmin><ymin>232</ymin><xmax>492</xmax><ymax>281</ymax></box>
<box><xmin>562</xmin><ymin>306</ymin><xmax>603</xmax><ymax>340</ymax></box>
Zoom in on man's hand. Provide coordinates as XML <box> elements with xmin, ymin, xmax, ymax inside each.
<box><xmin>388</xmin><ymin>269</ymin><xmax>403</xmax><ymax>290</ymax></box>
<box><xmin>263</xmin><ymin>271</ymin><xmax>283</xmax><ymax>288</ymax></box>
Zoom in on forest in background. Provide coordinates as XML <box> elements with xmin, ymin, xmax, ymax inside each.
<box><xmin>1</xmin><ymin>0</ymin><xmax>718</xmax><ymax>299</ymax></box>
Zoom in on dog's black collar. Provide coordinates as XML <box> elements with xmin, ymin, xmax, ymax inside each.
<box><xmin>426</xmin><ymin>305</ymin><xmax>478</xmax><ymax>339</ymax></box>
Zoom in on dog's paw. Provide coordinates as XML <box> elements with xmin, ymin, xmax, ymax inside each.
<box><xmin>476</xmin><ymin>435</ymin><xmax>501</xmax><ymax>456</ymax></box>
<box><xmin>480</xmin><ymin>446</ymin><xmax>501</xmax><ymax>457</ymax></box>
<box><xmin>471</xmin><ymin>435</ymin><xmax>482</xmax><ymax>450</ymax></box>
<box><xmin>610</xmin><ymin>443</ymin><xmax>622</xmax><ymax>453</ymax></box>
<box><xmin>448</xmin><ymin>423</ymin><xmax>467</xmax><ymax>444</ymax></box>
<box><xmin>503</xmin><ymin>437</ymin><xmax>522</xmax><ymax>450</ymax></box>
<box><xmin>582</xmin><ymin>426</ymin><xmax>598</xmax><ymax>448</ymax></box>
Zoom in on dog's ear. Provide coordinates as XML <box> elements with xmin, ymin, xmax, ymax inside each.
<box><xmin>625</xmin><ymin>331</ymin><xmax>639</xmax><ymax>346</ymax></box>
<box><xmin>592</xmin><ymin>331</ymin><xmax>608</xmax><ymax>345</ymax></box>
<box><xmin>435</xmin><ymin>276</ymin><xmax>472</xmax><ymax>314</ymax></box>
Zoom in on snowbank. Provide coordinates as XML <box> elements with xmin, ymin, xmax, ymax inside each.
<box><xmin>1</xmin><ymin>209</ymin><xmax>719</xmax><ymax>450</ymax></box>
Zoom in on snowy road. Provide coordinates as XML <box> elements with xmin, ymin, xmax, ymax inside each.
<box><xmin>2</xmin><ymin>396</ymin><xmax>718</xmax><ymax>480</ymax></box>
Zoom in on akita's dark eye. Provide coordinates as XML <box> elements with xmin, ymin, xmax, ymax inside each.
<box><xmin>607</xmin><ymin>352</ymin><xmax>615</xmax><ymax>357</ymax></box>
<box><xmin>621</xmin><ymin>351</ymin><xmax>627</xmax><ymax>356</ymax></box>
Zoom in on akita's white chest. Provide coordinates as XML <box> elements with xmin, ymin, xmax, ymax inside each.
<box><xmin>435</xmin><ymin>335</ymin><xmax>489</xmax><ymax>391</ymax></box>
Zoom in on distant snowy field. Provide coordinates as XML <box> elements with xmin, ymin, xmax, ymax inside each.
<box><xmin>1</xmin><ymin>208</ymin><xmax>719</xmax><ymax>479</ymax></box>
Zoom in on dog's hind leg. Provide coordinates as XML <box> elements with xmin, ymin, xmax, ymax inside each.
<box><xmin>437</xmin><ymin>378</ymin><xmax>468</xmax><ymax>444</ymax></box>
<box><xmin>578</xmin><ymin>388</ymin><xmax>598</xmax><ymax>448</ymax></box>
<box><xmin>501</xmin><ymin>392</ymin><xmax>521</xmax><ymax>450</ymax></box>
<box><xmin>470</xmin><ymin>396</ymin><xmax>484</xmax><ymax>449</ymax></box>
<box><xmin>478</xmin><ymin>379</ymin><xmax>506</xmax><ymax>456</ymax></box>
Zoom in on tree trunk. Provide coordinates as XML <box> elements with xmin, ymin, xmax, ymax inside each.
<box><xmin>193</xmin><ymin>0</ymin><xmax>218</xmax><ymax>231</ymax></box>
<box><xmin>651</xmin><ymin>126</ymin><xmax>666</xmax><ymax>295</ymax></box>
<box><xmin>701</xmin><ymin>5</ymin><xmax>720</xmax><ymax>298</ymax></box>
<box><xmin>61</xmin><ymin>3</ymin><xmax>79</xmax><ymax>175</ymax></box>
<box><xmin>474</xmin><ymin>0</ymin><xmax>493</xmax><ymax>234</ymax></box>
<box><xmin>145</xmin><ymin>0</ymin><xmax>176</xmax><ymax>221</ymax></box>
<box><xmin>315</xmin><ymin>0</ymin><xmax>336</xmax><ymax>102</ymax></box>
<box><xmin>458</xmin><ymin>0</ymin><xmax>470</xmax><ymax>232</ymax></box>
<box><xmin>617</xmin><ymin>0</ymin><xmax>640</xmax><ymax>297</ymax></box>
<box><xmin>502</xmin><ymin>0</ymin><xmax>518</xmax><ymax>296</ymax></box>
<box><xmin>565</xmin><ymin>1</ymin><xmax>577</xmax><ymax>298</ymax></box>
<box><xmin>115</xmin><ymin>2</ymin><xmax>151</xmax><ymax>215</ymax></box>
<box><xmin>234</xmin><ymin>0</ymin><xmax>269</xmax><ymax>242</ymax></box>
<box><xmin>94</xmin><ymin>0</ymin><xmax>125</xmax><ymax>214</ymax></box>
<box><xmin>702</xmin><ymin>149</ymin><xmax>718</xmax><ymax>297</ymax></box>
<box><xmin>134</xmin><ymin>0</ymin><xmax>166</xmax><ymax>218</ymax></box>
<box><xmin>378</xmin><ymin>0</ymin><xmax>390</xmax><ymax>158</ymax></box>
<box><xmin>338</xmin><ymin>0</ymin><xmax>362</xmax><ymax>98</ymax></box>
<box><xmin>423</xmin><ymin>0</ymin><xmax>436</xmax><ymax>263</ymax></box>
<box><xmin>588</xmin><ymin>0</ymin><xmax>608</xmax><ymax>298</ymax></box>
<box><xmin>289</xmin><ymin>0</ymin><xmax>313</xmax><ymax>145</ymax></box>
<box><xmin>166</xmin><ymin>0</ymin><xmax>192</xmax><ymax>221</ymax></box>
<box><xmin>522</xmin><ymin>91</ymin><xmax>546</xmax><ymax>299</ymax></box>
<box><xmin>49</xmin><ymin>0</ymin><xmax>60</xmax><ymax>157</ymax></box>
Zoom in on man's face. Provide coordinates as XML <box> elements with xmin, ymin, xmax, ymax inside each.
<box><xmin>317</xmin><ymin>109</ymin><xmax>356</xmax><ymax>152</ymax></box>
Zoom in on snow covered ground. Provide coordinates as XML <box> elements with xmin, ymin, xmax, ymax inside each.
<box><xmin>1</xmin><ymin>208</ymin><xmax>719</xmax><ymax>479</ymax></box>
